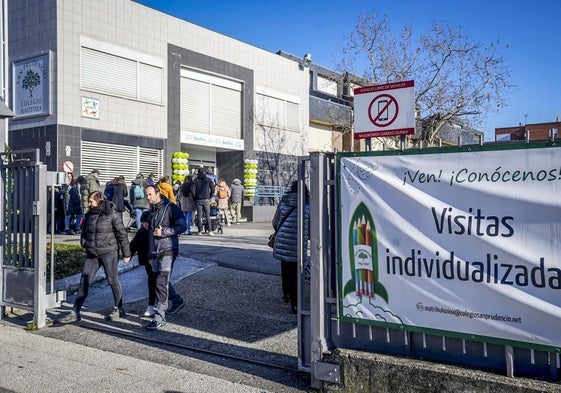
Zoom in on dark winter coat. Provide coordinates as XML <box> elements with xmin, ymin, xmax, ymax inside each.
<box><xmin>78</xmin><ymin>176</ymin><xmax>89</xmax><ymax>214</ymax></box>
<box><xmin>111</xmin><ymin>182</ymin><xmax>128</xmax><ymax>213</ymax></box>
<box><xmin>129</xmin><ymin>226</ymin><xmax>150</xmax><ymax>266</ymax></box>
<box><xmin>178</xmin><ymin>180</ymin><xmax>195</xmax><ymax>213</ymax></box>
<box><xmin>148</xmin><ymin>196</ymin><xmax>187</xmax><ymax>258</ymax></box>
<box><xmin>272</xmin><ymin>192</ymin><xmax>310</xmax><ymax>262</ymax></box>
<box><xmin>62</xmin><ymin>184</ymin><xmax>82</xmax><ymax>216</ymax></box>
<box><xmin>80</xmin><ymin>200</ymin><xmax>131</xmax><ymax>259</ymax></box>
<box><xmin>191</xmin><ymin>172</ymin><xmax>214</xmax><ymax>201</ymax></box>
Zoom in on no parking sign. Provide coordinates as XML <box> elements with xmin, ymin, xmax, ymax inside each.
<box><xmin>353</xmin><ymin>80</ymin><xmax>415</xmax><ymax>139</ymax></box>
<box><xmin>62</xmin><ymin>161</ymin><xmax>74</xmax><ymax>173</ymax></box>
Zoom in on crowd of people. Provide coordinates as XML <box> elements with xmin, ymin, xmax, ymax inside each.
<box><xmin>49</xmin><ymin>168</ymin><xmax>246</xmax><ymax>236</ymax></box>
<box><xmin>56</xmin><ymin>167</ymin><xmax>249</xmax><ymax>329</ymax></box>
<box><xmin>55</xmin><ymin>168</ymin><xmax>312</xmax><ymax>321</ymax></box>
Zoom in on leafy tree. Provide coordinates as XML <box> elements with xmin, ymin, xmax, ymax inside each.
<box><xmin>338</xmin><ymin>12</ymin><xmax>512</xmax><ymax>145</ymax></box>
<box><xmin>22</xmin><ymin>70</ymin><xmax>41</xmax><ymax>97</ymax></box>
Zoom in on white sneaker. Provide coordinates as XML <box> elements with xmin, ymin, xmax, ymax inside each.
<box><xmin>143</xmin><ymin>306</ymin><xmax>155</xmax><ymax>317</ymax></box>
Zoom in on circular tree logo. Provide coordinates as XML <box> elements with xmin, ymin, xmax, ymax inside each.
<box><xmin>21</xmin><ymin>70</ymin><xmax>41</xmax><ymax>97</ymax></box>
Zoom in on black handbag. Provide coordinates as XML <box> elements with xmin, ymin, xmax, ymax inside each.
<box><xmin>268</xmin><ymin>206</ymin><xmax>295</xmax><ymax>248</ymax></box>
<box><xmin>267</xmin><ymin>232</ymin><xmax>276</xmax><ymax>248</ymax></box>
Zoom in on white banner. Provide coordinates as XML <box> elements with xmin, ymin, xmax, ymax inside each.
<box><xmin>338</xmin><ymin>146</ymin><xmax>561</xmax><ymax>349</ymax></box>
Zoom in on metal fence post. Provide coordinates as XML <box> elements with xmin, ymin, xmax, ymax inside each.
<box><xmin>33</xmin><ymin>162</ymin><xmax>47</xmax><ymax>328</ymax></box>
<box><xmin>308</xmin><ymin>152</ymin><xmax>330</xmax><ymax>389</ymax></box>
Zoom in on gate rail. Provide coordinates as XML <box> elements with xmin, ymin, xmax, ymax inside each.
<box><xmin>0</xmin><ymin>149</ymin><xmax>65</xmax><ymax>328</ymax></box>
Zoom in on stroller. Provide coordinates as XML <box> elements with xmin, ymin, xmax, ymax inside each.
<box><xmin>202</xmin><ymin>198</ymin><xmax>223</xmax><ymax>234</ymax></box>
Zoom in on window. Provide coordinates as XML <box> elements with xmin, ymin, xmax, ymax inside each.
<box><xmin>180</xmin><ymin>68</ymin><xmax>242</xmax><ymax>139</ymax></box>
<box><xmin>317</xmin><ymin>75</ymin><xmax>338</xmax><ymax>96</ymax></box>
<box><xmin>256</xmin><ymin>93</ymin><xmax>299</xmax><ymax>131</ymax></box>
<box><xmin>80</xmin><ymin>37</ymin><xmax>164</xmax><ymax>105</ymax></box>
<box><xmin>81</xmin><ymin>141</ymin><xmax>163</xmax><ymax>185</ymax></box>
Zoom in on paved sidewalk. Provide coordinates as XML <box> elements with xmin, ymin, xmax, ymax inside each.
<box><xmin>0</xmin><ymin>221</ymin><xmax>310</xmax><ymax>393</ymax></box>
<box><xmin>0</xmin><ymin>323</ymin><xmax>272</xmax><ymax>393</ymax></box>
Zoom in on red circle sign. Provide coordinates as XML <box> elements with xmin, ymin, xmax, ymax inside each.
<box><xmin>368</xmin><ymin>93</ymin><xmax>399</xmax><ymax>127</ymax></box>
<box><xmin>63</xmin><ymin>161</ymin><xmax>74</xmax><ymax>173</ymax></box>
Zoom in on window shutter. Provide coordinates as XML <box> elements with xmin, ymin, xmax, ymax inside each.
<box><xmin>211</xmin><ymin>84</ymin><xmax>241</xmax><ymax>138</ymax></box>
<box><xmin>81</xmin><ymin>47</ymin><xmax>137</xmax><ymax>99</ymax></box>
<box><xmin>138</xmin><ymin>62</ymin><xmax>164</xmax><ymax>104</ymax></box>
<box><xmin>181</xmin><ymin>76</ymin><xmax>210</xmax><ymax>134</ymax></box>
<box><xmin>180</xmin><ymin>69</ymin><xmax>242</xmax><ymax>138</ymax></box>
<box><xmin>81</xmin><ymin>141</ymin><xmax>163</xmax><ymax>185</ymax></box>
<box><xmin>286</xmin><ymin>101</ymin><xmax>299</xmax><ymax>131</ymax></box>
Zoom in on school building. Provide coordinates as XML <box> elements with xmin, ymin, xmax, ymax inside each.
<box><xmin>7</xmin><ymin>0</ymin><xmax>357</xmax><ymax>194</ymax></box>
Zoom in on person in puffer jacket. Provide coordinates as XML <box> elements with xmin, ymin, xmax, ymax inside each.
<box><xmin>58</xmin><ymin>191</ymin><xmax>131</xmax><ymax>324</ymax></box>
<box><xmin>272</xmin><ymin>180</ymin><xmax>310</xmax><ymax>314</ymax></box>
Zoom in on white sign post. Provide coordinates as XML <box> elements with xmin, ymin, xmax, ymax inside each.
<box><xmin>354</xmin><ymin>80</ymin><xmax>415</xmax><ymax>139</ymax></box>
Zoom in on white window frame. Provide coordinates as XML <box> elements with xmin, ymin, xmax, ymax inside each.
<box><xmin>180</xmin><ymin>68</ymin><xmax>242</xmax><ymax>139</ymax></box>
<box><xmin>80</xmin><ymin>36</ymin><xmax>165</xmax><ymax>105</ymax></box>
<box><xmin>255</xmin><ymin>88</ymin><xmax>300</xmax><ymax>132</ymax></box>
<box><xmin>81</xmin><ymin>140</ymin><xmax>163</xmax><ymax>185</ymax></box>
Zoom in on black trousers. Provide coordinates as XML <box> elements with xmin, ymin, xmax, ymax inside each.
<box><xmin>74</xmin><ymin>252</ymin><xmax>123</xmax><ymax>314</ymax></box>
<box><xmin>281</xmin><ymin>260</ymin><xmax>298</xmax><ymax>307</ymax></box>
<box><xmin>142</xmin><ymin>260</ymin><xmax>157</xmax><ymax>307</ymax></box>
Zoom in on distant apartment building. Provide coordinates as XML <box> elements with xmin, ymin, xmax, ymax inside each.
<box><xmin>495</xmin><ymin>121</ymin><xmax>560</xmax><ymax>142</ymax></box>
<box><xmin>277</xmin><ymin>51</ymin><xmax>357</xmax><ymax>153</ymax></box>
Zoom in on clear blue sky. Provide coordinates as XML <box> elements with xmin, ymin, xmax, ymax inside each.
<box><xmin>135</xmin><ymin>0</ymin><xmax>561</xmax><ymax>137</ymax></box>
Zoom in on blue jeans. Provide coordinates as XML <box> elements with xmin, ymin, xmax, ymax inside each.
<box><xmin>65</xmin><ymin>214</ymin><xmax>82</xmax><ymax>232</ymax></box>
<box><xmin>183</xmin><ymin>211</ymin><xmax>192</xmax><ymax>234</ymax></box>
<box><xmin>135</xmin><ymin>208</ymin><xmax>147</xmax><ymax>230</ymax></box>
<box><xmin>195</xmin><ymin>199</ymin><xmax>212</xmax><ymax>233</ymax></box>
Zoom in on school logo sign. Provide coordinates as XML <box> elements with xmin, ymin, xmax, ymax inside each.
<box><xmin>13</xmin><ymin>52</ymin><xmax>51</xmax><ymax>117</ymax></box>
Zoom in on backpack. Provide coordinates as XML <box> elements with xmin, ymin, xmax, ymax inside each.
<box><xmin>104</xmin><ymin>182</ymin><xmax>114</xmax><ymax>200</ymax></box>
<box><xmin>132</xmin><ymin>183</ymin><xmax>145</xmax><ymax>200</ymax></box>
<box><xmin>217</xmin><ymin>186</ymin><xmax>228</xmax><ymax>199</ymax></box>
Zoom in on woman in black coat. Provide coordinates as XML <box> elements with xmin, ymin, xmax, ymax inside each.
<box><xmin>272</xmin><ymin>181</ymin><xmax>310</xmax><ymax>314</ymax></box>
<box><xmin>59</xmin><ymin>191</ymin><xmax>131</xmax><ymax>323</ymax></box>
<box><xmin>111</xmin><ymin>175</ymin><xmax>129</xmax><ymax>220</ymax></box>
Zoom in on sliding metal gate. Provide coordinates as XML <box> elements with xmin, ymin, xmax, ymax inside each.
<box><xmin>0</xmin><ymin>149</ymin><xmax>65</xmax><ymax>328</ymax></box>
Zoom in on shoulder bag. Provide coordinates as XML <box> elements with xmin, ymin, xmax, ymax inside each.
<box><xmin>268</xmin><ymin>206</ymin><xmax>296</xmax><ymax>248</ymax></box>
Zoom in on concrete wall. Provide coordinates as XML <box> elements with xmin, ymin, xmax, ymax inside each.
<box><xmin>242</xmin><ymin>205</ymin><xmax>276</xmax><ymax>223</ymax></box>
<box><xmin>322</xmin><ymin>349</ymin><xmax>559</xmax><ymax>393</ymax></box>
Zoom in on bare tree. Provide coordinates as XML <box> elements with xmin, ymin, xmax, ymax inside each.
<box><xmin>253</xmin><ymin>97</ymin><xmax>306</xmax><ymax>188</ymax></box>
<box><xmin>338</xmin><ymin>12</ymin><xmax>512</xmax><ymax>145</ymax></box>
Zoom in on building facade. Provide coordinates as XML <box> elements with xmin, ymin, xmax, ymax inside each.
<box><xmin>8</xmin><ymin>0</ymin><xmax>309</xmax><ymax>189</ymax></box>
<box><xmin>495</xmin><ymin>121</ymin><xmax>560</xmax><ymax>142</ymax></box>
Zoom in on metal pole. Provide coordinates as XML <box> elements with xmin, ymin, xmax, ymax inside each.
<box><xmin>34</xmin><ymin>162</ymin><xmax>47</xmax><ymax>328</ymax></box>
<box><xmin>49</xmin><ymin>185</ymin><xmax>55</xmax><ymax>293</ymax></box>
<box><xmin>309</xmin><ymin>152</ymin><xmax>328</xmax><ymax>389</ymax></box>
